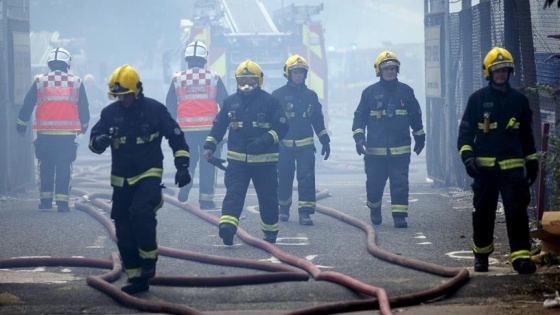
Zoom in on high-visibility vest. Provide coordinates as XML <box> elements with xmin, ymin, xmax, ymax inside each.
<box><xmin>173</xmin><ymin>68</ymin><xmax>218</xmax><ymax>132</ymax></box>
<box><xmin>33</xmin><ymin>71</ymin><xmax>81</xmax><ymax>131</ymax></box>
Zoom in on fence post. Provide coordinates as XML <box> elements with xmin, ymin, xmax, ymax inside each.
<box><xmin>537</xmin><ymin>122</ymin><xmax>550</xmax><ymax>224</ymax></box>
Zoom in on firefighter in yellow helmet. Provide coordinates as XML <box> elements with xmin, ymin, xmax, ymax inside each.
<box><xmin>89</xmin><ymin>64</ymin><xmax>191</xmax><ymax>294</ymax></box>
<box><xmin>203</xmin><ymin>59</ymin><xmax>288</xmax><ymax>244</ymax></box>
<box><xmin>352</xmin><ymin>50</ymin><xmax>425</xmax><ymax>228</ymax></box>
<box><xmin>16</xmin><ymin>47</ymin><xmax>90</xmax><ymax>212</ymax></box>
<box><xmin>272</xmin><ymin>54</ymin><xmax>330</xmax><ymax>225</ymax></box>
<box><xmin>166</xmin><ymin>41</ymin><xmax>228</xmax><ymax>208</ymax></box>
<box><xmin>457</xmin><ymin>47</ymin><xmax>538</xmax><ymax>274</ymax></box>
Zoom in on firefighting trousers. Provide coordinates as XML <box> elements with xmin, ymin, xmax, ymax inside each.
<box><xmin>221</xmin><ymin>161</ymin><xmax>279</xmax><ymax>230</ymax></box>
<box><xmin>278</xmin><ymin>145</ymin><xmax>316</xmax><ymax>215</ymax></box>
<box><xmin>365</xmin><ymin>155</ymin><xmax>410</xmax><ymax>217</ymax></box>
<box><xmin>34</xmin><ymin>134</ymin><xmax>77</xmax><ymax>205</ymax></box>
<box><xmin>471</xmin><ymin>168</ymin><xmax>531</xmax><ymax>255</ymax></box>
<box><xmin>179</xmin><ymin>131</ymin><xmax>219</xmax><ymax>203</ymax></box>
<box><xmin>111</xmin><ymin>177</ymin><xmax>163</xmax><ymax>279</ymax></box>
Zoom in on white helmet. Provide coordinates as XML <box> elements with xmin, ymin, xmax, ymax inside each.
<box><xmin>47</xmin><ymin>47</ymin><xmax>72</xmax><ymax>69</ymax></box>
<box><xmin>184</xmin><ymin>41</ymin><xmax>208</xmax><ymax>63</ymax></box>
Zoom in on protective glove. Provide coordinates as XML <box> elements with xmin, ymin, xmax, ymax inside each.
<box><xmin>355</xmin><ymin>139</ymin><xmax>366</xmax><ymax>156</ymax></box>
<box><xmin>246</xmin><ymin>135</ymin><xmax>270</xmax><ymax>154</ymax></box>
<box><xmin>525</xmin><ymin>160</ymin><xmax>539</xmax><ymax>186</ymax></box>
<box><xmin>208</xmin><ymin>156</ymin><xmax>227</xmax><ymax>170</ymax></box>
<box><xmin>413</xmin><ymin>134</ymin><xmax>425</xmax><ymax>155</ymax></box>
<box><xmin>204</xmin><ymin>149</ymin><xmax>215</xmax><ymax>161</ymax></box>
<box><xmin>16</xmin><ymin>124</ymin><xmax>27</xmax><ymax>136</ymax></box>
<box><xmin>321</xmin><ymin>143</ymin><xmax>330</xmax><ymax>160</ymax></box>
<box><xmin>93</xmin><ymin>134</ymin><xmax>112</xmax><ymax>150</ymax></box>
<box><xmin>175</xmin><ymin>167</ymin><xmax>191</xmax><ymax>188</ymax></box>
<box><xmin>464</xmin><ymin>157</ymin><xmax>480</xmax><ymax>178</ymax></box>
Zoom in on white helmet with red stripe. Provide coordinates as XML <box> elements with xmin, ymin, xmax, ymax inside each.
<box><xmin>47</xmin><ymin>47</ymin><xmax>72</xmax><ymax>69</ymax></box>
<box><xmin>184</xmin><ymin>41</ymin><xmax>208</xmax><ymax>63</ymax></box>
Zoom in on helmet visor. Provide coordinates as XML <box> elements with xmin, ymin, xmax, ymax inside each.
<box><xmin>108</xmin><ymin>82</ymin><xmax>132</xmax><ymax>99</ymax></box>
<box><xmin>379</xmin><ymin>60</ymin><xmax>400</xmax><ymax>69</ymax></box>
<box><xmin>488</xmin><ymin>62</ymin><xmax>514</xmax><ymax>73</ymax></box>
<box><xmin>109</xmin><ymin>82</ymin><xmax>129</xmax><ymax>93</ymax></box>
<box><xmin>236</xmin><ymin>76</ymin><xmax>259</xmax><ymax>87</ymax></box>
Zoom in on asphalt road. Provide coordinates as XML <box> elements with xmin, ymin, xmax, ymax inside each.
<box><xmin>1</xmin><ymin>118</ymin><xmax>558</xmax><ymax>314</ymax></box>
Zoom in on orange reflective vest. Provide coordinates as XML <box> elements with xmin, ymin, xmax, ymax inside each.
<box><xmin>33</xmin><ymin>71</ymin><xmax>81</xmax><ymax>131</ymax></box>
<box><xmin>173</xmin><ymin>68</ymin><xmax>219</xmax><ymax>132</ymax></box>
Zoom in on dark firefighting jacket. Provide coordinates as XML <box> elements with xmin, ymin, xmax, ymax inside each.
<box><xmin>89</xmin><ymin>95</ymin><xmax>190</xmax><ymax>187</ymax></box>
<box><xmin>204</xmin><ymin>87</ymin><xmax>288</xmax><ymax>164</ymax></box>
<box><xmin>352</xmin><ymin>79</ymin><xmax>424</xmax><ymax>157</ymax></box>
<box><xmin>272</xmin><ymin>82</ymin><xmax>329</xmax><ymax>148</ymax></box>
<box><xmin>457</xmin><ymin>83</ymin><xmax>537</xmax><ymax>170</ymax></box>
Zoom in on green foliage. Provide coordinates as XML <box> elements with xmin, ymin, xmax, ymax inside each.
<box><xmin>542</xmin><ymin>135</ymin><xmax>560</xmax><ymax>210</ymax></box>
<box><xmin>524</xmin><ymin>84</ymin><xmax>560</xmax><ymax>99</ymax></box>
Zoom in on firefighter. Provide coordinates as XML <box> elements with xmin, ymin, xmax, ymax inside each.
<box><xmin>457</xmin><ymin>47</ymin><xmax>538</xmax><ymax>274</ymax></box>
<box><xmin>89</xmin><ymin>64</ymin><xmax>191</xmax><ymax>294</ymax></box>
<box><xmin>203</xmin><ymin>59</ymin><xmax>288</xmax><ymax>244</ymax></box>
<box><xmin>16</xmin><ymin>47</ymin><xmax>90</xmax><ymax>212</ymax></box>
<box><xmin>352</xmin><ymin>50</ymin><xmax>425</xmax><ymax>228</ymax></box>
<box><xmin>166</xmin><ymin>41</ymin><xmax>228</xmax><ymax>209</ymax></box>
<box><xmin>272</xmin><ymin>55</ymin><xmax>330</xmax><ymax>226</ymax></box>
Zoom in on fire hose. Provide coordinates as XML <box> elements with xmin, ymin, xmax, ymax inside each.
<box><xmin>0</xmin><ymin>171</ymin><xmax>469</xmax><ymax>315</ymax></box>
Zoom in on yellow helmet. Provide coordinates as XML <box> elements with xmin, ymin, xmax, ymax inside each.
<box><xmin>108</xmin><ymin>64</ymin><xmax>143</xmax><ymax>99</ymax></box>
<box><xmin>235</xmin><ymin>59</ymin><xmax>263</xmax><ymax>92</ymax></box>
<box><xmin>483</xmin><ymin>47</ymin><xmax>515</xmax><ymax>80</ymax></box>
<box><xmin>374</xmin><ymin>50</ymin><xmax>400</xmax><ymax>77</ymax></box>
<box><xmin>283</xmin><ymin>54</ymin><xmax>309</xmax><ymax>78</ymax></box>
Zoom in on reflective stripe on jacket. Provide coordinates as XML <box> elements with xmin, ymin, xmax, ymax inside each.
<box><xmin>352</xmin><ymin>79</ymin><xmax>424</xmax><ymax>157</ymax></box>
<box><xmin>203</xmin><ymin>88</ymin><xmax>288</xmax><ymax>164</ymax></box>
<box><xmin>173</xmin><ymin>68</ymin><xmax>218</xmax><ymax>132</ymax></box>
<box><xmin>457</xmin><ymin>83</ymin><xmax>537</xmax><ymax>170</ymax></box>
<box><xmin>33</xmin><ymin>71</ymin><xmax>81</xmax><ymax>131</ymax></box>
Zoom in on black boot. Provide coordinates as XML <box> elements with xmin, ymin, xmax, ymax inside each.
<box><xmin>279</xmin><ymin>206</ymin><xmax>290</xmax><ymax>222</ymax></box>
<box><xmin>370</xmin><ymin>208</ymin><xmax>382</xmax><ymax>225</ymax></box>
<box><xmin>263</xmin><ymin>231</ymin><xmax>277</xmax><ymax>243</ymax></box>
<box><xmin>121</xmin><ymin>278</ymin><xmax>149</xmax><ymax>294</ymax></box>
<box><xmin>219</xmin><ymin>223</ymin><xmax>236</xmax><ymax>245</ymax></box>
<box><xmin>38</xmin><ymin>200</ymin><xmax>52</xmax><ymax>211</ymax></box>
<box><xmin>299</xmin><ymin>213</ymin><xmax>313</xmax><ymax>226</ymax></box>
<box><xmin>512</xmin><ymin>258</ymin><xmax>536</xmax><ymax>274</ymax></box>
<box><xmin>57</xmin><ymin>202</ymin><xmax>70</xmax><ymax>212</ymax></box>
<box><xmin>393</xmin><ymin>216</ymin><xmax>407</xmax><ymax>228</ymax></box>
<box><xmin>474</xmin><ymin>254</ymin><xmax>489</xmax><ymax>272</ymax></box>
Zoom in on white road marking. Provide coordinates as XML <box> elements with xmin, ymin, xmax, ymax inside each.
<box><xmin>86</xmin><ymin>236</ymin><xmax>108</xmax><ymax>249</ymax></box>
<box><xmin>0</xmin><ymin>269</ymin><xmax>81</xmax><ymax>284</ymax></box>
<box><xmin>260</xmin><ymin>254</ymin><xmax>334</xmax><ymax>268</ymax></box>
<box><xmin>445</xmin><ymin>250</ymin><xmax>499</xmax><ymax>265</ymax></box>
<box><xmin>415</xmin><ymin>233</ymin><xmax>431</xmax><ymax>244</ymax></box>
<box><xmin>276</xmin><ymin>236</ymin><xmax>309</xmax><ymax>246</ymax></box>
<box><xmin>246</xmin><ymin>206</ymin><xmax>259</xmax><ymax>214</ymax></box>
